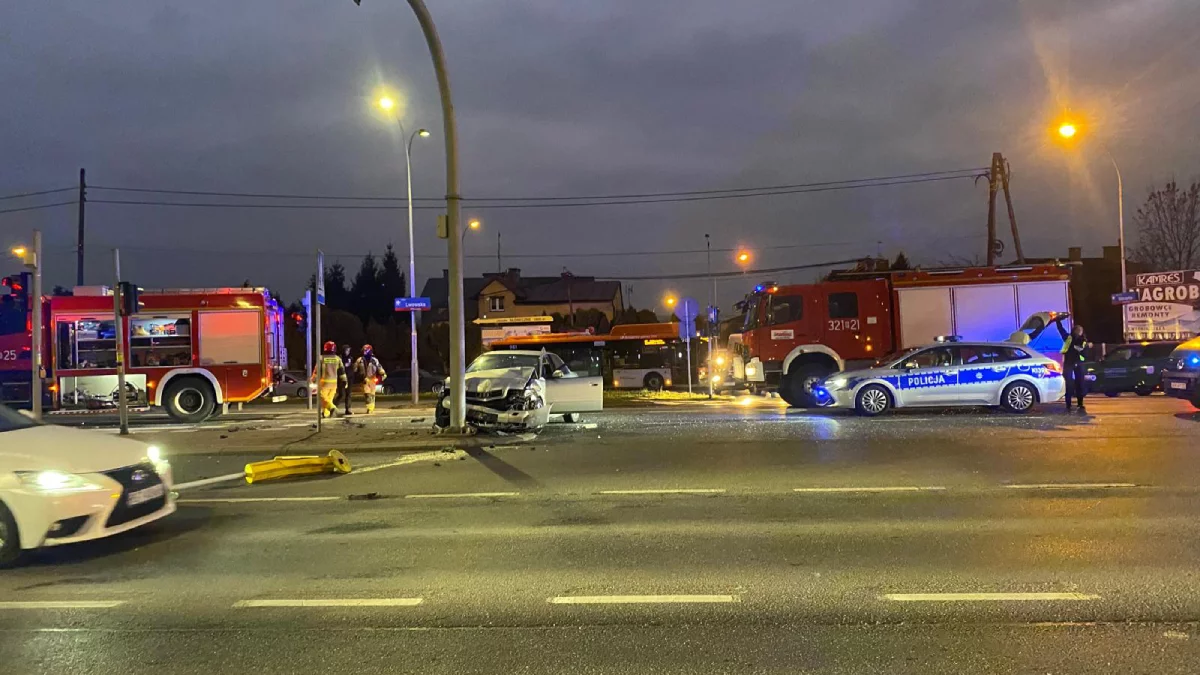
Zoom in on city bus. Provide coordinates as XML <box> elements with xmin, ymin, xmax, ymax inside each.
<box><xmin>490</xmin><ymin>323</ymin><xmax>694</xmax><ymax>390</ymax></box>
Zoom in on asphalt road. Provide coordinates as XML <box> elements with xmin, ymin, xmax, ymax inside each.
<box><xmin>4</xmin><ymin>396</ymin><xmax>1200</xmax><ymax>673</ymax></box>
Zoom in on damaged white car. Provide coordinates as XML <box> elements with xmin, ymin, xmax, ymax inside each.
<box><xmin>435</xmin><ymin>350</ymin><xmax>603</xmax><ymax>431</ymax></box>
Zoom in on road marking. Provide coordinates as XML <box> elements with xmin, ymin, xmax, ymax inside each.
<box><xmin>174</xmin><ymin>472</ymin><xmax>246</xmax><ymax>491</ymax></box>
<box><xmin>598</xmin><ymin>488</ymin><xmax>726</xmax><ymax>495</ymax></box>
<box><xmin>793</xmin><ymin>486</ymin><xmax>946</xmax><ymax>493</ymax></box>
<box><xmin>548</xmin><ymin>595</ymin><xmax>740</xmax><ymax>605</ymax></box>
<box><xmin>1004</xmin><ymin>483</ymin><xmax>1138</xmax><ymax>490</ymax></box>
<box><xmin>234</xmin><ymin>598</ymin><xmax>423</xmax><ymax>608</ymax></box>
<box><xmin>403</xmin><ymin>492</ymin><xmax>519</xmax><ymax>499</ymax></box>
<box><xmin>353</xmin><ymin>449</ymin><xmax>466</xmax><ymax>475</ymax></box>
<box><xmin>0</xmin><ymin>601</ymin><xmax>126</xmax><ymax>609</ymax></box>
<box><xmin>283</xmin><ymin>422</ymin><xmax>313</xmax><ymax>428</ymax></box>
<box><xmin>881</xmin><ymin>593</ymin><xmax>1099</xmax><ymax>602</ymax></box>
<box><xmin>178</xmin><ymin>497</ymin><xmax>341</xmax><ymax>504</ymax></box>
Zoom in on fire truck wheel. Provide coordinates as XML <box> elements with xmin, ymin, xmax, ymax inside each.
<box><xmin>780</xmin><ymin>363</ymin><xmax>832</xmax><ymax>408</ymax></box>
<box><xmin>163</xmin><ymin>377</ymin><xmax>216</xmax><ymax>423</ymax></box>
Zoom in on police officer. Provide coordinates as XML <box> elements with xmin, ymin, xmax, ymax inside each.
<box><xmin>312</xmin><ymin>341</ymin><xmax>347</xmax><ymax>418</ymax></box>
<box><xmin>341</xmin><ymin>344</ymin><xmax>354</xmax><ymax>416</ymax></box>
<box><xmin>353</xmin><ymin>344</ymin><xmax>387</xmax><ymax>415</ymax></box>
<box><xmin>1057</xmin><ymin>321</ymin><xmax>1091</xmax><ymax>413</ymax></box>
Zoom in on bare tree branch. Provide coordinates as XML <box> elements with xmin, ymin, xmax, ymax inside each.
<box><xmin>1131</xmin><ymin>180</ymin><xmax>1200</xmax><ymax>271</ymax></box>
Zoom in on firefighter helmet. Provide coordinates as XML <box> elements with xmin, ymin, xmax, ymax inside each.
<box><xmin>362</xmin><ymin>344</ymin><xmax>373</xmax><ymax>355</ymax></box>
<box><xmin>323</xmin><ymin>340</ymin><xmax>336</xmax><ymax>353</ymax></box>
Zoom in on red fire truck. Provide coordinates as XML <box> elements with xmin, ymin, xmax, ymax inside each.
<box><xmin>1</xmin><ymin>282</ymin><xmax>287</xmax><ymax>421</ymax></box>
<box><xmin>729</xmin><ymin>264</ymin><xmax>1072</xmax><ymax>406</ymax></box>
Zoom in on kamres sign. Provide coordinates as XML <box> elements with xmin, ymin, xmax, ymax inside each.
<box><xmin>1125</xmin><ymin>269</ymin><xmax>1200</xmax><ymax>340</ymax></box>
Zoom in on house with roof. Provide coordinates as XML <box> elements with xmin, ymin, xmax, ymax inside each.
<box><xmin>419</xmin><ymin>268</ymin><xmax>624</xmax><ymax>324</ymax></box>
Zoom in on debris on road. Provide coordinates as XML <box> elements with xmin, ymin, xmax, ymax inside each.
<box><xmin>244</xmin><ymin>450</ymin><xmax>352</xmax><ymax>484</ymax></box>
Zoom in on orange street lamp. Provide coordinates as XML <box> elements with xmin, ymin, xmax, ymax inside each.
<box><xmin>1052</xmin><ymin>117</ymin><xmax>1125</xmax><ymax>292</ymax></box>
<box><xmin>1057</xmin><ymin>122</ymin><xmax>1077</xmax><ymax>139</ymax></box>
<box><xmin>664</xmin><ymin>295</ymin><xmax>677</xmax><ymax>308</ymax></box>
<box><xmin>735</xmin><ymin>250</ymin><xmax>751</xmax><ymax>265</ymax></box>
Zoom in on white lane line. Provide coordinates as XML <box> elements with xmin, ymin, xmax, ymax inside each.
<box><xmin>403</xmin><ymin>492</ymin><xmax>519</xmax><ymax>499</ymax></box>
<box><xmin>1004</xmin><ymin>483</ymin><xmax>1139</xmax><ymax>490</ymax></box>
<box><xmin>882</xmin><ymin>593</ymin><xmax>1099</xmax><ymax>602</ymax></box>
<box><xmin>0</xmin><ymin>601</ymin><xmax>126</xmax><ymax>609</ymax></box>
<box><xmin>353</xmin><ymin>449</ymin><xmax>466</xmax><ymax>475</ymax></box>
<box><xmin>549</xmin><ymin>595</ymin><xmax>740</xmax><ymax>605</ymax></box>
<box><xmin>598</xmin><ymin>489</ymin><xmax>726</xmax><ymax>495</ymax></box>
<box><xmin>283</xmin><ymin>422</ymin><xmax>313</xmax><ymax>428</ymax></box>
<box><xmin>174</xmin><ymin>472</ymin><xmax>246</xmax><ymax>491</ymax></box>
<box><xmin>234</xmin><ymin>598</ymin><xmax>423</xmax><ymax>608</ymax></box>
<box><xmin>178</xmin><ymin>497</ymin><xmax>341</xmax><ymax>504</ymax></box>
<box><xmin>793</xmin><ymin>486</ymin><xmax>946</xmax><ymax>493</ymax></box>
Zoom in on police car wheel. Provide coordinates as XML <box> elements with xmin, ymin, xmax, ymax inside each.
<box><xmin>1135</xmin><ymin>385</ymin><xmax>1154</xmax><ymax>397</ymax></box>
<box><xmin>854</xmin><ymin>385</ymin><xmax>891</xmax><ymax>416</ymax></box>
<box><xmin>1001</xmin><ymin>381</ymin><xmax>1037</xmax><ymax>413</ymax></box>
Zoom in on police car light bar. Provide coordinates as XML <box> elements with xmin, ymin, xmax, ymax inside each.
<box><xmin>934</xmin><ymin>335</ymin><xmax>963</xmax><ymax>343</ymax></box>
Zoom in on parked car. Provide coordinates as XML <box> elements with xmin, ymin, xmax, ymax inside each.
<box><xmin>435</xmin><ymin>350</ymin><xmax>603</xmax><ymax>431</ymax></box>
<box><xmin>813</xmin><ymin>339</ymin><xmax>1064</xmax><ymax>416</ymax></box>
<box><xmin>279</xmin><ymin>371</ymin><xmax>309</xmax><ymax>399</ymax></box>
<box><xmin>1084</xmin><ymin>341</ymin><xmax>1180</xmax><ymax>397</ymax></box>
<box><xmin>0</xmin><ymin>404</ymin><xmax>175</xmax><ymax>566</ymax></box>
<box><xmin>376</xmin><ymin>368</ymin><xmax>444</xmax><ymax>395</ymax></box>
<box><xmin>1162</xmin><ymin>337</ymin><xmax>1200</xmax><ymax>409</ymax></box>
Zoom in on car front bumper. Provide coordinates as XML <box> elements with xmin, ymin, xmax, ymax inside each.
<box><xmin>1163</xmin><ymin>371</ymin><xmax>1199</xmax><ymax>401</ymax></box>
<box><xmin>8</xmin><ymin>463</ymin><xmax>175</xmax><ymax>551</ymax></box>
<box><xmin>436</xmin><ymin>398</ymin><xmax>549</xmax><ymax>431</ymax></box>
<box><xmin>812</xmin><ymin>383</ymin><xmax>855</xmax><ymax>408</ymax></box>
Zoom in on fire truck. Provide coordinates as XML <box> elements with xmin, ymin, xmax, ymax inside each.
<box><xmin>1</xmin><ymin>280</ymin><xmax>287</xmax><ymax>422</ymax></box>
<box><xmin>729</xmin><ymin>263</ymin><xmax>1072</xmax><ymax>406</ymax></box>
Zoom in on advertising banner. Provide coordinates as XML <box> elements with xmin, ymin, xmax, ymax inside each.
<box><xmin>1124</xmin><ymin>270</ymin><xmax>1200</xmax><ymax>340</ymax></box>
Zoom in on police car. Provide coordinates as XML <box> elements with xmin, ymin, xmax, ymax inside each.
<box><xmin>812</xmin><ymin>338</ymin><xmax>1065</xmax><ymax>416</ymax></box>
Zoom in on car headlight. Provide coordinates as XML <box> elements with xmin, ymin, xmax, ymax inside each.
<box><xmin>146</xmin><ymin>445</ymin><xmax>164</xmax><ymax>464</ymax></box>
<box><xmin>827</xmin><ymin>377</ymin><xmax>848</xmax><ymax>390</ymax></box>
<box><xmin>745</xmin><ymin>365</ymin><xmax>757</xmax><ymax>377</ymax></box>
<box><xmin>15</xmin><ymin>470</ymin><xmax>102</xmax><ymax>492</ymax></box>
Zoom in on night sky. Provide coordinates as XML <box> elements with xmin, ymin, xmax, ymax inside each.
<box><xmin>3</xmin><ymin>0</ymin><xmax>1198</xmax><ymax>311</ymax></box>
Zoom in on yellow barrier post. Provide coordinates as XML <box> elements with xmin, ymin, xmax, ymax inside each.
<box><xmin>244</xmin><ymin>450</ymin><xmax>352</xmax><ymax>484</ymax></box>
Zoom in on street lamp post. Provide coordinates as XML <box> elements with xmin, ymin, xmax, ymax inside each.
<box><xmin>705</xmin><ymin>234</ymin><xmax>714</xmax><ymax>400</ymax></box>
<box><xmin>357</xmin><ymin>0</ymin><xmax>467</xmax><ymax>430</ymax></box>
<box><xmin>1057</xmin><ymin>122</ymin><xmax>1126</xmax><ymax>293</ymax></box>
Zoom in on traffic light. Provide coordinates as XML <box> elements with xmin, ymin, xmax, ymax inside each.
<box><xmin>2</xmin><ymin>272</ymin><xmax>31</xmax><ymax>310</ymax></box>
<box><xmin>291</xmin><ymin>311</ymin><xmax>306</xmax><ymax>332</ymax></box>
<box><xmin>118</xmin><ymin>281</ymin><xmax>140</xmax><ymax>316</ymax></box>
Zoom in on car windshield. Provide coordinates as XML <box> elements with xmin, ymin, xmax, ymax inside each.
<box><xmin>0</xmin><ymin>404</ymin><xmax>39</xmax><ymax>433</ymax></box>
<box><xmin>467</xmin><ymin>353</ymin><xmax>541</xmax><ymax>373</ymax></box>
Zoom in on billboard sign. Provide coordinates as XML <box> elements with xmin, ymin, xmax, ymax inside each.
<box><xmin>1124</xmin><ymin>269</ymin><xmax>1200</xmax><ymax>340</ymax></box>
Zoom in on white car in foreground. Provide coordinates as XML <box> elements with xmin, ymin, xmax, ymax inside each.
<box><xmin>1</xmin><ymin>405</ymin><xmax>175</xmax><ymax>566</ymax></box>
<box><xmin>812</xmin><ymin>340</ymin><xmax>1065</xmax><ymax>416</ymax></box>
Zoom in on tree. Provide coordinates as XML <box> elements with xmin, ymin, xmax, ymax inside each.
<box><xmin>325</xmin><ymin>262</ymin><xmax>349</xmax><ymax>309</ymax></box>
<box><xmin>1132</xmin><ymin>180</ymin><xmax>1200</xmax><ymax>272</ymax></box>
<box><xmin>891</xmin><ymin>252</ymin><xmax>912</xmax><ymax>270</ymax></box>
<box><xmin>377</xmin><ymin>245</ymin><xmax>406</xmax><ymax>324</ymax></box>
<box><xmin>350</xmin><ymin>253</ymin><xmax>381</xmax><ymax>324</ymax></box>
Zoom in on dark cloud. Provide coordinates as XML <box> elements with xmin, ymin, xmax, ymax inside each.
<box><xmin>1</xmin><ymin>0</ymin><xmax>1197</xmax><ymax>309</ymax></box>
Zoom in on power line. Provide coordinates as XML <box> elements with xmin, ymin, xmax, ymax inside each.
<box><xmin>0</xmin><ymin>187</ymin><xmax>74</xmax><ymax>202</ymax></box>
<box><xmin>606</xmin><ymin>259</ymin><xmax>865</xmax><ymax>281</ymax></box>
<box><xmin>0</xmin><ymin>200</ymin><xmax>78</xmax><ymax>216</ymax></box>
<box><xmin>87</xmin><ymin>173</ymin><xmax>985</xmax><ymax>213</ymax></box>
<box><xmin>89</xmin><ymin>167</ymin><xmax>986</xmax><ymax>204</ymax></box>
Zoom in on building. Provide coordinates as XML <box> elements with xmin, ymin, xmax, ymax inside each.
<box><xmin>1031</xmin><ymin>246</ymin><xmax>1150</xmax><ymax>343</ymax></box>
<box><xmin>420</xmin><ymin>269</ymin><xmax>624</xmax><ymax>324</ymax></box>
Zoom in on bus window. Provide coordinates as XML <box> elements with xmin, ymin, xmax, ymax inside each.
<box><xmin>555</xmin><ymin>344</ymin><xmax>602</xmax><ymax>377</ymax></box>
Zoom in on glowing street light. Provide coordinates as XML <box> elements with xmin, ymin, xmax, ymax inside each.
<box><xmin>736</xmin><ymin>250</ymin><xmax>752</xmax><ymax>265</ymax></box>
<box><xmin>664</xmin><ymin>295</ymin><xmax>677</xmax><ymax>308</ymax></box>
<box><xmin>1052</xmin><ymin>116</ymin><xmax>1126</xmax><ymax>292</ymax></box>
<box><xmin>1057</xmin><ymin>122</ymin><xmax>1077</xmax><ymax>139</ymax></box>
<box><xmin>11</xmin><ymin>245</ymin><xmax>28</xmax><ymax>260</ymax></box>
<box><xmin>469</xmin><ymin>219</ymin><xmax>481</xmax><ymax>230</ymax></box>
<box><xmin>378</xmin><ymin>96</ymin><xmax>396</xmax><ymax>111</ymax></box>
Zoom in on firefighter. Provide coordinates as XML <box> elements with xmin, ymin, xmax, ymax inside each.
<box><xmin>312</xmin><ymin>340</ymin><xmax>347</xmax><ymax>418</ymax></box>
<box><xmin>340</xmin><ymin>344</ymin><xmax>355</xmax><ymax>416</ymax></box>
<box><xmin>353</xmin><ymin>344</ymin><xmax>387</xmax><ymax>414</ymax></box>
<box><xmin>1057</xmin><ymin>321</ymin><xmax>1091</xmax><ymax>413</ymax></box>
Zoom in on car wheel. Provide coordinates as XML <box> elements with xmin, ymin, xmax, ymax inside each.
<box><xmin>1001</xmin><ymin>381</ymin><xmax>1037</xmax><ymax>413</ymax></box>
<box><xmin>296</xmin><ymin>386</ymin><xmax>308</xmax><ymax>399</ymax></box>
<box><xmin>1135</xmin><ymin>385</ymin><xmax>1154</xmax><ymax>397</ymax></box>
<box><xmin>163</xmin><ymin>377</ymin><xmax>216</xmax><ymax>423</ymax></box>
<box><xmin>381</xmin><ymin>384</ymin><xmax>395</xmax><ymax>395</ymax></box>
<box><xmin>0</xmin><ymin>501</ymin><xmax>23</xmax><ymax>568</ymax></box>
<box><xmin>781</xmin><ymin>363</ymin><xmax>835</xmax><ymax>408</ymax></box>
<box><xmin>854</xmin><ymin>385</ymin><xmax>892</xmax><ymax>417</ymax></box>
<box><xmin>643</xmin><ymin>373</ymin><xmax>665</xmax><ymax>391</ymax></box>
<box><xmin>563</xmin><ymin>412</ymin><xmax>583</xmax><ymax>423</ymax></box>
<box><xmin>1104</xmin><ymin>391</ymin><xmax>1121</xmax><ymax>398</ymax></box>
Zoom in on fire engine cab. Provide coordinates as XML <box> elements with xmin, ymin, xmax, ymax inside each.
<box><xmin>730</xmin><ymin>264</ymin><xmax>1071</xmax><ymax>407</ymax></box>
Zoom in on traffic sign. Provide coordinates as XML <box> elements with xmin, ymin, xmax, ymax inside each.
<box><xmin>1111</xmin><ymin>291</ymin><xmax>1139</xmax><ymax>305</ymax></box>
<box><xmin>394</xmin><ymin>297</ymin><xmax>432</xmax><ymax>312</ymax></box>
<box><xmin>316</xmin><ymin>250</ymin><xmax>326</xmax><ymax>305</ymax></box>
<box><xmin>674</xmin><ymin>297</ymin><xmax>699</xmax><ymax>342</ymax></box>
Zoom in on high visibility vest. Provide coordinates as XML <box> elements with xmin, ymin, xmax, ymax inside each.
<box><xmin>315</xmin><ymin>355</ymin><xmax>344</xmax><ymax>384</ymax></box>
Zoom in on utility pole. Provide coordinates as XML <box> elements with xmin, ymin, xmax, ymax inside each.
<box><xmin>29</xmin><ymin>231</ymin><xmax>44</xmax><ymax>420</ymax></box>
<box><xmin>985</xmin><ymin>153</ymin><xmax>1001</xmax><ymax>266</ymax></box>
<box><xmin>999</xmin><ymin>156</ymin><xmax>1024</xmax><ymax>263</ymax></box>
<box><xmin>497</xmin><ymin>231</ymin><xmax>501</xmax><ymax>274</ymax></box>
<box><xmin>705</xmin><ymin>234</ymin><xmax>713</xmax><ymax>400</ymax></box>
<box><xmin>76</xmin><ymin>168</ymin><xmax>86</xmax><ymax>286</ymax></box>
<box><xmin>113</xmin><ymin>249</ymin><xmax>129</xmax><ymax>435</ymax></box>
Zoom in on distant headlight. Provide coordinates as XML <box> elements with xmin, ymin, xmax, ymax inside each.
<box><xmin>15</xmin><ymin>470</ymin><xmax>102</xmax><ymax>492</ymax></box>
<box><xmin>146</xmin><ymin>445</ymin><xmax>164</xmax><ymax>464</ymax></box>
<box><xmin>827</xmin><ymin>377</ymin><xmax>848</xmax><ymax>390</ymax></box>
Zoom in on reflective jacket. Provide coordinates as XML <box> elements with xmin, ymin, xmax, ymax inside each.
<box><xmin>314</xmin><ymin>354</ymin><xmax>347</xmax><ymax>385</ymax></box>
<box><xmin>354</xmin><ymin>356</ymin><xmax>386</xmax><ymax>383</ymax></box>
<box><xmin>1061</xmin><ymin>335</ymin><xmax>1088</xmax><ymax>363</ymax></box>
